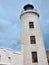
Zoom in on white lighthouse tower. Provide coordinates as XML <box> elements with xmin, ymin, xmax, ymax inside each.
<box><xmin>20</xmin><ymin>4</ymin><xmax>48</xmax><ymax>65</ymax></box>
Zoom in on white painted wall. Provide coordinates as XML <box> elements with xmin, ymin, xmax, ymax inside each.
<box><xmin>20</xmin><ymin>9</ymin><xmax>48</xmax><ymax>65</ymax></box>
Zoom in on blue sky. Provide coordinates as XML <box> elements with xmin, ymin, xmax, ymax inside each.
<box><xmin>0</xmin><ymin>0</ymin><xmax>49</xmax><ymax>52</ymax></box>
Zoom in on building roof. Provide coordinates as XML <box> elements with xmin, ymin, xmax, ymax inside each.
<box><xmin>0</xmin><ymin>48</ymin><xmax>21</xmax><ymax>55</ymax></box>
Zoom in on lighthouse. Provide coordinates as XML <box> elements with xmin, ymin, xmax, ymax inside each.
<box><xmin>20</xmin><ymin>4</ymin><xmax>48</xmax><ymax>65</ymax></box>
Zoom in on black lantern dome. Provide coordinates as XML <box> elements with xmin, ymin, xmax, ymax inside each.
<box><xmin>24</xmin><ymin>4</ymin><xmax>34</xmax><ymax>10</ymax></box>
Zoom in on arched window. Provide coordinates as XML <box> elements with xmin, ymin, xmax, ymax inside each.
<box><xmin>8</xmin><ymin>57</ymin><xmax>11</xmax><ymax>63</ymax></box>
<box><xmin>0</xmin><ymin>55</ymin><xmax>1</xmax><ymax>61</ymax></box>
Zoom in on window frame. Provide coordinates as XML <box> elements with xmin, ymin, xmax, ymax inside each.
<box><xmin>29</xmin><ymin>22</ymin><xmax>34</xmax><ymax>28</ymax></box>
<box><xmin>30</xmin><ymin>36</ymin><xmax>36</xmax><ymax>44</ymax></box>
<box><xmin>31</xmin><ymin>52</ymin><xmax>38</xmax><ymax>63</ymax></box>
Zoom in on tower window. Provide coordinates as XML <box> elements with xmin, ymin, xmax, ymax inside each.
<box><xmin>31</xmin><ymin>52</ymin><xmax>38</xmax><ymax>63</ymax></box>
<box><xmin>30</xmin><ymin>36</ymin><xmax>36</xmax><ymax>44</ymax></box>
<box><xmin>29</xmin><ymin>22</ymin><xmax>34</xmax><ymax>28</ymax></box>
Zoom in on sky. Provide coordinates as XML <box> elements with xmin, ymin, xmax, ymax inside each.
<box><xmin>0</xmin><ymin>0</ymin><xmax>49</xmax><ymax>52</ymax></box>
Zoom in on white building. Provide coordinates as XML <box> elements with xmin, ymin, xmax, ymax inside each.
<box><xmin>0</xmin><ymin>48</ymin><xmax>23</xmax><ymax>65</ymax></box>
<box><xmin>0</xmin><ymin>4</ymin><xmax>48</xmax><ymax>65</ymax></box>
